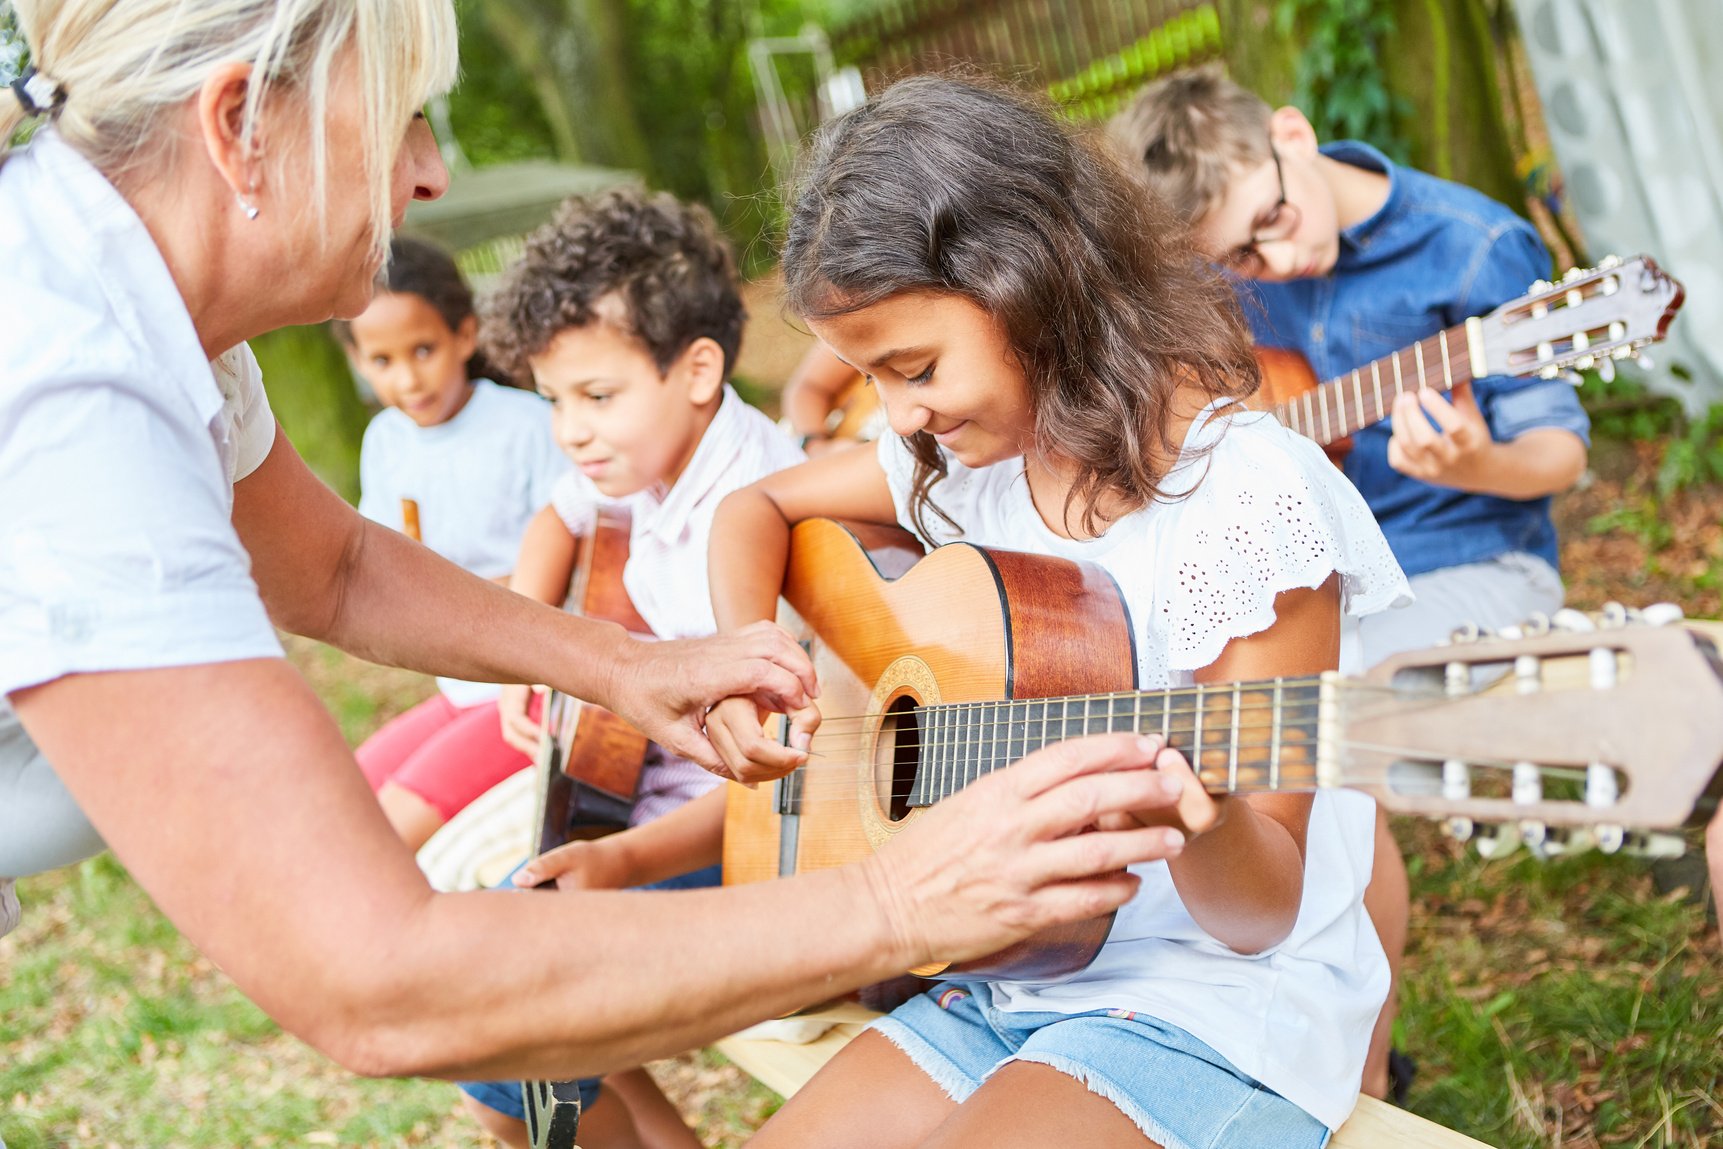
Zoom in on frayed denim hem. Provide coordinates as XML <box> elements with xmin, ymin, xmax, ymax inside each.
<box><xmin>869</xmin><ymin>1016</ymin><xmax>980</xmax><ymax>1104</ymax></box>
<box><xmin>1008</xmin><ymin>1050</ymin><xmax>1200</xmax><ymax>1149</ymax></box>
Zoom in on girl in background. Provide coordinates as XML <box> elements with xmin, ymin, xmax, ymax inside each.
<box><xmin>336</xmin><ymin>236</ymin><xmax>567</xmax><ymax>850</ymax></box>
<box><xmin>707</xmin><ymin>75</ymin><xmax>1411</xmax><ymax>1148</ymax></box>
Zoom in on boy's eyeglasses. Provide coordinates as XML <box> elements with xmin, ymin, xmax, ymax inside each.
<box><xmin>1218</xmin><ymin>145</ymin><xmax>1301</xmax><ymax>276</ymax></box>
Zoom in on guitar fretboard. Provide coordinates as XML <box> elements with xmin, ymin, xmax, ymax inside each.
<box><xmin>906</xmin><ymin>677</ymin><xmax>1325</xmax><ymax>808</ymax></box>
<box><xmin>1272</xmin><ymin>326</ymin><xmax>1476</xmax><ymax>446</ymax></box>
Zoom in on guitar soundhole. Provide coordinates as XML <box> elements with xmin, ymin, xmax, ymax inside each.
<box><xmin>878</xmin><ymin>695</ymin><xmax>922</xmax><ymax>822</ymax></box>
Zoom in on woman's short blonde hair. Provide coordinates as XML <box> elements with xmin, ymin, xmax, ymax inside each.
<box><xmin>2</xmin><ymin>0</ymin><xmax>459</xmax><ymax>253</ymax></box>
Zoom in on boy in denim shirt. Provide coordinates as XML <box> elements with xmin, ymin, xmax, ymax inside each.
<box><xmin>1114</xmin><ymin>64</ymin><xmax>1590</xmax><ymax>1103</ymax></box>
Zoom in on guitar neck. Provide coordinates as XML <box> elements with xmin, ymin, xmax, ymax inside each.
<box><xmin>1271</xmin><ymin>321</ymin><xmax>1483</xmax><ymax>447</ymax></box>
<box><xmin>908</xmin><ymin>676</ymin><xmax>1333</xmax><ymax>806</ymax></box>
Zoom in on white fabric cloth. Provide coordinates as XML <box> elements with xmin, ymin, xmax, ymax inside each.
<box><xmin>358</xmin><ymin>378</ymin><xmax>566</xmax><ymax>706</ymax></box>
<box><xmin>0</xmin><ymin>131</ymin><xmax>285</xmax><ymax>934</ymax></box>
<box><xmin>551</xmin><ymin>386</ymin><xmax>806</xmax><ymax>824</ymax></box>
<box><xmin>877</xmin><ymin>405</ymin><xmax>1412</xmax><ymax>1130</ymax></box>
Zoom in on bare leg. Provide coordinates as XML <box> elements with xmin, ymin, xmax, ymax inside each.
<box><xmin>378</xmin><ymin>781</ymin><xmax>446</xmax><ymax>853</ymax></box>
<box><xmin>920</xmin><ymin>1060</ymin><xmax>1158</xmax><ymax>1149</ymax></box>
<box><xmin>1361</xmin><ymin>807</ymin><xmax>1409</xmax><ymax>1100</ymax></box>
<box><xmin>607</xmin><ymin>1068</ymin><xmax>703</xmax><ymax>1149</ymax></box>
<box><xmin>747</xmin><ymin>1030</ymin><xmax>955</xmax><ymax>1149</ymax></box>
<box><xmin>460</xmin><ymin>1089</ymin><xmax>647</xmax><ymax>1149</ymax></box>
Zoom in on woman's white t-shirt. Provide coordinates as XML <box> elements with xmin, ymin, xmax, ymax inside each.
<box><xmin>876</xmin><ymin>406</ymin><xmax>1412</xmax><ymax>1129</ymax></box>
<box><xmin>358</xmin><ymin>379</ymin><xmax>567</xmax><ymax>706</ymax></box>
<box><xmin>0</xmin><ymin>132</ymin><xmax>284</xmax><ymax>930</ymax></box>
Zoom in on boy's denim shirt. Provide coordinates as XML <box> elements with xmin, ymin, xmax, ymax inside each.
<box><xmin>1239</xmin><ymin>140</ymin><xmax>1591</xmax><ymax>579</ymax></box>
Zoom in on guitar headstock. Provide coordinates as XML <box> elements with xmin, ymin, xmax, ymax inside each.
<box><xmin>1476</xmin><ymin>255</ymin><xmax>1685</xmax><ymax>384</ymax></box>
<box><xmin>1335</xmin><ymin>606</ymin><xmax>1723</xmax><ymax>858</ymax></box>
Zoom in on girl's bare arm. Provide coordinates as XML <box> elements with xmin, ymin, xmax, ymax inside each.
<box><xmin>1156</xmin><ymin>575</ymin><xmax>1341</xmax><ymax>954</ymax></box>
<box><xmin>705</xmin><ymin>447</ymin><xmax>901</xmax><ymax>780</ymax></box>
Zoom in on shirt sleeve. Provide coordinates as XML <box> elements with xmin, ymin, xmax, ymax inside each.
<box><xmin>1159</xmin><ymin>416</ymin><xmax>1411</xmax><ymax>674</ymax></box>
<box><xmin>1454</xmin><ymin>221</ymin><xmax>1592</xmax><ymax>446</ymax></box>
<box><xmin>216</xmin><ymin>343</ymin><xmax>277</xmax><ymax>482</ymax></box>
<box><xmin>0</xmin><ymin>371</ymin><xmax>283</xmax><ymax>696</ymax></box>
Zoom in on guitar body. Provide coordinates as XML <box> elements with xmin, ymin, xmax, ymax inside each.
<box><xmin>723</xmin><ymin>518</ymin><xmax>1137</xmax><ymax>980</ymax></box>
<box><xmin>533</xmin><ymin>505</ymin><xmax>654</xmax><ymax>853</ymax></box>
<box><xmin>1252</xmin><ymin>346</ymin><xmax>1353</xmax><ymax>462</ymax></box>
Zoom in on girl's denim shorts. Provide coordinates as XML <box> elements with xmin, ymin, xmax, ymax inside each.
<box><xmin>871</xmin><ymin>983</ymin><xmax>1331</xmax><ymax>1149</ymax></box>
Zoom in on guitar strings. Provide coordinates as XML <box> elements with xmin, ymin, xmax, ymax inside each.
<box><xmin>742</xmin><ymin>733</ymin><xmax>1597</xmax><ymax>805</ymax></box>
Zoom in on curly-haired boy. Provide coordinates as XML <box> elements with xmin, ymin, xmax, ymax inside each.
<box><xmin>459</xmin><ymin>187</ymin><xmax>806</xmax><ymax>1149</ymax></box>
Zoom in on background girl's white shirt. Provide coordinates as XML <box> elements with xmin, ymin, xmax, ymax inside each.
<box><xmin>877</xmin><ymin>407</ymin><xmax>1412</xmax><ymax>1130</ymax></box>
<box><xmin>357</xmin><ymin>378</ymin><xmax>568</xmax><ymax>706</ymax></box>
<box><xmin>549</xmin><ymin>386</ymin><xmax>806</xmax><ymax>824</ymax></box>
<box><xmin>0</xmin><ymin>131</ymin><xmax>283</xmax><ymax>931</ymax></box>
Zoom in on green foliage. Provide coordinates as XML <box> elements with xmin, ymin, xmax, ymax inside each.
<box><xmin>1273</xmin><ymin>0</ymin><xmax>1410</xmax><ymax>161</ymax></box>
<box><xmin>1048</xmin><ymin>5</ymin><xmax>1223</xmax><ymax>122</ymax></box>
<box><xmin>1579</xmin><ymin>368</ymin><xmax>1723</xmax><ymax>498</ymax></box>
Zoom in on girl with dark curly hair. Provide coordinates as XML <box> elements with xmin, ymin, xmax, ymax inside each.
<box><xmin>334</xmin><ymin>235</ymin><xmax>568</xmax><ymax>853</ymax></box>
<box><xmin>706</xmin><ymin>74</ymin><xmax>1413</xmax><ymax>1149</ymax></box>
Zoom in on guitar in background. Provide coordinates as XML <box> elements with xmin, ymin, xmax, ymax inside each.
<box><xmin>1253</xmin><ymin>255</ymin><xmax>1684</xmax><ymax>459</ymax></box>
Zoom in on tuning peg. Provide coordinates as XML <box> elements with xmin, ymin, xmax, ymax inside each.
<box><xmin>1638</xmin><ymin>352</ymin><xmax>1656</xmax><ymax>370</ymax></box>
<box><xmin>1523</xmin><ymin>822</ymin><xmax>1592</xmax><ymax>859</ymax></box>
<box><xmin>1562</xmin><ymin>266</ymin><xmax>1585</xmax><ymax>282</ymax></box>
<box><xmin>1597</xmin><ymin>358</ymin><xmax>1616</xmax><ymax>384</ymax></box>
<box><xmin>1598</xmin><ymin>254</ymin><xmax>1621</xmax><ymax>269</ymax></box>
<box><xmin>1611</xmin><ymin>344</ymin><xmax>1634</xmax><ymax>360</ymax></box>
<box><xmin>1595</xmin><ymin>823</ymin><xmax>1626</xmax><ymax>854</ymax></box>
<box><xmin>1472</xmin><ymin>821</ymin><xmax>1522</xmax><ymax>859</ymax></box>
<box><xmin>1621</xmin><ymin>832</ymin><xmax>1688</xmax><ymax>859</ymax></box>
<box><xmin>1529</xmin><ymin>279</ymin><xmax>1553</xmax><ymax>294</ymax></box>
<box><xmin>1574</xmin><ymin>355</ymin><xmax>1595</xmax><ymax>371</ymax></box>
<box><xmin>1443</xmin><ymin>816</ymin><xmax>1475</xmax><ymax>843</ymax></box>
<box><xmin>1551</xmin><ymin>608</ymin><xmax>1596</xmax><ymax>632</ymax></box>
<box><xmin>1641</xmin><ymin>602</ymin><xmax>1686</xmax><ymax>626</ymax></box>
<box><xmin>1600</xmin><ymin>602</ymin><xmax>1630</xmax><ymax>629</ymax></box>
<box><xmin>1447</xmin><ymin>621</ymin><xmax>1491</xmax><ymax>644</ymax></box>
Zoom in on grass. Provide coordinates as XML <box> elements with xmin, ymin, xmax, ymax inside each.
<box><xmin>4</xmin><ymin>456</ymin><xmax>1722</xmax><ymax>1147</ymax></box>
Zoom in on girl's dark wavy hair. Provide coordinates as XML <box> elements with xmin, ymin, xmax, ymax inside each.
<box><xmin>781</xmin><ymin>73</ymin><xmax>1261</xmax><ymax>539</ymax></box>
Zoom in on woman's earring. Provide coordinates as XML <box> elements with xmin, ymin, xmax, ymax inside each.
<box><xmin>235</xmin><ymin>192</ymin><xmax>259</xmax><ymax>221</ymax></box>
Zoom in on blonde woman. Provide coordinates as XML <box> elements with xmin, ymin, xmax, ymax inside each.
<box><xmin>0</xmin><ymin>0</ymin><xmax>1191</xmax><ymax>1106</ymax></box>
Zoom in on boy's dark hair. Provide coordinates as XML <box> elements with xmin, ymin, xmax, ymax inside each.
<box><xmin>782</xmin><ymin>73</ymin><xmax>1259</xmax><ymax>539</ymax></box>
<box><xmin>480</xmin><ymin>187</ymin><xmax>746</xmax><ymax>385</ymax></box>
<box><xmin>332</xmin><ymin>235</ymin><xmax>474</xmax><ymax>345</ymax></box>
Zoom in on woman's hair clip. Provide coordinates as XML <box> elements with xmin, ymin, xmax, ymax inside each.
<box><xmin>11</xmin><ymin>66</ymin><xmax>66</xmax><ymax>119</ymax></box>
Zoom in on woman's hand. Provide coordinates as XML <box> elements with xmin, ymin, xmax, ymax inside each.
<box><xmin>514</xmin><ymin>839</ymin><xmax>634</xmax><ymax>892</ymax></box>
<box><xmin>498</xmin><ymin>683</ymin><xmax>544</xmax><ymax>758</ymax></box>
<box><xmin>704</xmin><ymin>696</ymin><xmax>822</xmax><ymax>783</ymax></box>
<box><xmin>857</xmin><ymin>732</ymin><xmax>1189</xmax><ymax>969</ymax></box>
<box><xmin>602</xmin><ymin>622</ymin><xmax>818</xmax><ymax>773</ymax></box>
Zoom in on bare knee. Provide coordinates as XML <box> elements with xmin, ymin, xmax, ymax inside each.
<box><xmin>461</xmin><ymin>1092</ymin><xmax>530</xmax><ymax>1149</ymax></box>
<box><xmin>378</xmin><ymin>782</ymin><xmax>447</xmax><ymax>852</ymax></box>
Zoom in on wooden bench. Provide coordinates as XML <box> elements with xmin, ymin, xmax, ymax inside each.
<box><xmin>715</xmin><ymin>1005</ymin><xmax>1495</xmax><ymax>1148</ymax></box>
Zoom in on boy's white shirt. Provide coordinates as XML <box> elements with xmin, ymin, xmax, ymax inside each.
<box><xmin>358</xmin><ymin>379</ymin><xmax>568</xmax><ymax>706</ymax></box>
<box><xmin>550</xmin><ymin>385</ymin><xmax>807</xmax><ymax>823</ymax></box>
<box><xmin>877</xmin><ymin>405</ymin><xmax>1412</xmax><ymax>1130</ymax></box>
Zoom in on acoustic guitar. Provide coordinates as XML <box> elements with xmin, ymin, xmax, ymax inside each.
<box><xmin>1251</xmin><ymin>255</ymin><xmax>1684</xmax><ymax>459</ymax></box>
<box><xmin>530</xmin><ymin>503</ymin><xmax>655</xmax><ymax>852</ymax></box>
<box><xmin>723</xmin><ymin>518</ymin><xmax>1723</xmax><ymax>981</ymax></box>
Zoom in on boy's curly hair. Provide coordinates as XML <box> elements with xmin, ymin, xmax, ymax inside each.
<box><xmin>481</xmin><ymin>187</ymin><xmax>746</xmax><ymax>385</ymax></box>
